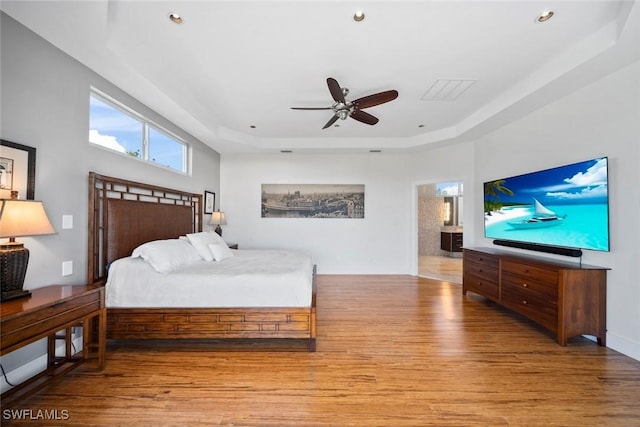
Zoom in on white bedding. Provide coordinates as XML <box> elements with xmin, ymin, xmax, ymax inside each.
<box><xmin>105</xmin><ymin>249</ymin><xmax>313</xmax><ymax>308</ymax></box>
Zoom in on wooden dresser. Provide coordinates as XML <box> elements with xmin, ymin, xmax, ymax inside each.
<box><xmin>463</xmin><ymin>247</ymin><xmax>607</xmax><ymax>346</ymax></box>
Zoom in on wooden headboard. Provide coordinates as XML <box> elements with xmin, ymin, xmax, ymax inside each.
<box><xmin>88</xmin><ymin>172</ymin><xmax>202</xmax><ymax>284</ymax></box>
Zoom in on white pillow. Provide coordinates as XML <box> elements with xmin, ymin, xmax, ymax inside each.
<box><xmin>208</xmin><ymin>242</ymin><xmax>234</xmax><ymax>262</ymax></box>
<box><xmin>131</xmin><ymin>239</ymin><xmax>201</xmax><ymax>274</ymax></box>
<box><xmin>186</xmin><ymin>231</ymin><xmax>225</xmax><ymax>261</ymax></box>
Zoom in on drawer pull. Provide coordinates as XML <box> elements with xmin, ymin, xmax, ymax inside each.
<box><xmin>476</xmin><ymin>282</ymin><xmax>482</xmax><ymax>286</ymax></box>
<box><xmin>522</xmin><ymin>283</ymin><xmax>528</xmax><ymax>288</ymax></box>
<box><xmin>522</xmin><ymin>300</ymin><xmax>528</xmax><ymax>305</ymax></box>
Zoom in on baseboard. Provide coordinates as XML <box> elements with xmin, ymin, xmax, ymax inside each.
<box><xmin>0</xmin><ymin>335</ymin><xmax>84</xmax><ymax>394</ymax></box>
<box><xmin>606</xmin><ymin>332</ymin><xmax>640</xmax><ymax>362</ymax></box>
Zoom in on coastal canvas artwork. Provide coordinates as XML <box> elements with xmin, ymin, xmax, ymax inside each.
<box><xmin>262</xmin><ymin>184</ymin><xmax>365</xmax><ymax>218</ymax></box>
<box><xmin>484</xmin><ymin>157</ymin><xmax>609</xmax><ymax>251</ymax></box>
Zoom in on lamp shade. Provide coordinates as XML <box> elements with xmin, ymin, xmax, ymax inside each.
<box><xmin>209</xmin><ymin>211</ymin><xmax>227</xmax><ymax>226</ymax></box>
<box><xmin>0</xmin><ymin>199</ymin><xmax>56</xmax><ymax>238</ymax></box>
<box><xmin>1</xmin><ymin>199</ymin><xmax>56</xmax><ymax>301</ymax></box>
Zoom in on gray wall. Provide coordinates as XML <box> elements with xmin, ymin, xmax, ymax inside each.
<box><xmin>1</xmin><ymin>13</ymin><xmax>220</xmax><ymax>374</ymax></box>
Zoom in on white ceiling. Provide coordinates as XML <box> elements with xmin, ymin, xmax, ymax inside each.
<box><xmin>2</xmin><ymin>1</ymin><xmax>639</xmax><ymax>153</ymax></box>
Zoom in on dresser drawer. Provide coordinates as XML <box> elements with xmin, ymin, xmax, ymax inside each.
<box><xmin>502</xmin><ymin>260</ymin><xmax>558</xmax><ymax>285</ymax></box>
<box><xmin>464</xmin><ymin>250</ymin><xmax>499</xmax><ymax>269</ymax></box>
<box><xmin>501</xmin><ymin>282</ymin><xmax>558</xmax><ymax>331</ymax></box>
<box><xmin>464</xmin><ymin>273</ymin><xmax>499</xmax><ymax>300</ymax></box>
<box><xmin>1</xmin><ymin>292</ymin><xmax>101</xmax><ymax>350</ymax></box>
<box><xmin>465</xmin><ymin>260</ymin><xmax>499</xmax><ymax>281</ymax></box>
<box><xmin>502</xmin><ymin>271</ymin><xmax>558</xmax><ymax>299</ymax></box>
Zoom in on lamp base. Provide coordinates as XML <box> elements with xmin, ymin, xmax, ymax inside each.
<box><xmin>1</xmin><ymin>241</ymin><xmax>31</xmax><ymax>302</ymax></box>
<box><xmin>1</xmin><ymin>289</ymin><xmax>31</xmax><ymax>302</ymax></box>
<box><xmin>215</xmin><ymin>225</ymin><xmax>222</xmax><ymax>236</ymax></box>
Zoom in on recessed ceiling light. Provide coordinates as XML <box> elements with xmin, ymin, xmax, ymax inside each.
<box><xmin>353</xmin><ymin>11</ymin><xmax>365</xmax><ymax>22</ymax></box>
<box><xmin>169</xmin><ymin>13</ymin><xmax>183</xmax><ymax>24</ymax></box>
<box><xmin>536</xmin><ymin>10</ymin><xmax>554</xmax><ymax>23</ymax></box>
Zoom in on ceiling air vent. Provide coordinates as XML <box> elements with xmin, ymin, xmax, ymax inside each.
<box><xmin>421</xmin><ymin>79</ymin><xmax>476</xmax><ymax>101</ymax></box>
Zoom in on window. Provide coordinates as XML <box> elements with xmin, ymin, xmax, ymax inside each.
<box><xmin>89</xmin><ymin>90</ymin><xmax>188</xmax><ymax>173</ymax></box>
<box><xmin>435</xmin><ymin>181</ymin><xmax>463</xmax><ymax>196</ymax></box>
<box><xmin>148</xmin><ymin>127</ymin><xmax>186</xmax><ymax>172</ymax></box>
<box><xmin>436</xmin><ymin>181</ymin><xmax>463</xmax><ymax>226</ymax></box>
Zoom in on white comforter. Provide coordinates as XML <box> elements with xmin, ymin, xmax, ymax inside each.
<box><xmin>105</xmin><ymin>249</ymin><xmax>313</xmax><ymax>308</ymax></box>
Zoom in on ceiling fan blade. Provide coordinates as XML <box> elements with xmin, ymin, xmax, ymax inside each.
<box><xmin>327</xmin><ymin>78</ymin><xmax>346</xmax><ymax>104</ymax></box>
<box><xmin>290</xmin><ymin>107</ymin><xmax>333</xmax><ymax>110</ymax></box>
<box><xmin>352</xmin><ymin>90</ymin><xmax>398</xmax><ymax>109</ymax></box>
<box><xmin>350</xmin><ymin>109</ymin><xmax>379</xmax><ymax>126</ymax></box>
<box><xmin>322</xmin><ymin>114</ymin><xmax>340</xmax><ymax>129</ymax></box>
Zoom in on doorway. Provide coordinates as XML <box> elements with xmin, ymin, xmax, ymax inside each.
<box><xmin>416</xmin><ymin>181</ymin><xmax>463</xmax><ymax>283</ymax></box>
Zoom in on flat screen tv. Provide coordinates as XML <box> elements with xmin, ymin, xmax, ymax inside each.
<box><xmin>484</xmin><ymin>157</ymin><xmax>609</xmax><ymax>254</ymax></box>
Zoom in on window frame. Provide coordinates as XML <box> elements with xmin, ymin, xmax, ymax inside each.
<box><xmin>89</xmin><ymin>88</ymin><xmax>190</xmax><ymax>175</ymax></box>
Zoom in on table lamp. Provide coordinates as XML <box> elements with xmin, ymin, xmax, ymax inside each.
<box><xmin>210</xmin><ymin>210</ymin><xmax>227</xmax><ymax>236</ymax></box>
<box><xmin>0</xmin><ymin>199</ymin><xmax>56</xmax><ymax>301</ymax></box>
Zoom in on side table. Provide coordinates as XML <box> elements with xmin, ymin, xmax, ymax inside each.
<box><xmin>0</xmin><ymin>284</ymin><xmax>106</xmax><ymax>407</ymax></box>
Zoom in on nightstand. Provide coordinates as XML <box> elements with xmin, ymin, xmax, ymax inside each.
<box><xmin>0</xmin><ymin>284</ymin><xmax>106</xmax><ymax>407</ymax></box>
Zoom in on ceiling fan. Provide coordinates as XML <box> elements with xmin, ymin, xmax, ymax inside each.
<box><xmin>291</xmin><ymin>78</ymin><xmax>398</xmax><ymax>129</ymax></box>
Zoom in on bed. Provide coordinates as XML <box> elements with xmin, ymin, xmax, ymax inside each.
<box><xmin>87</xmin><ymin>172</ymin><xmax>317</xmax><ymax>351</ymax></box>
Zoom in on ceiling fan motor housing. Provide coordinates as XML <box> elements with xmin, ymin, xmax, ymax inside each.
<box><xmin>332</xmin><ymin>101</ymin><xmax>352</xmax><ymax>119</ymax></box>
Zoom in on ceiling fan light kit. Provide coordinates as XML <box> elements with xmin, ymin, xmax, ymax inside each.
<box><xmin>291</xmin><ymin>77</ymin><xmax>398</xmax><ymax>129</ymax></box>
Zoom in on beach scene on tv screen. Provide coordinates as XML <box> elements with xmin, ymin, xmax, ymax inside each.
<box><xmin>484</xmin><ymin>157</ymin><xmax>609</xmax><ymax>251</ymax></box>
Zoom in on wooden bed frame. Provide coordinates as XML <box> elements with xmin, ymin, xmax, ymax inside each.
<box><xmin>87</xmin><ymin>172</ymin><xmax>316</xmax><ymax>351</ymax></box>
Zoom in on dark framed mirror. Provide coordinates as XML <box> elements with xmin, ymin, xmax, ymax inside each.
<box><xmin>1</xmin><ymin>139</ymin><xmax>36</xmax><ymax>200</ymax></box>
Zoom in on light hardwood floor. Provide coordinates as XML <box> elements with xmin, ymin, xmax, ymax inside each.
<box><xmin>3</xmin><ymin>275</ymin><xmax>639</xmax><ymax>426</ymax></box>
<box><xmin>418</xmin><ymin>255</ymin><xmax>462</xmax><ymax>283</ymax></box>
